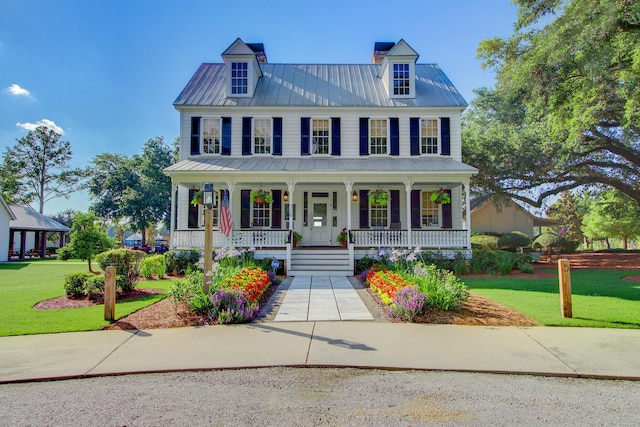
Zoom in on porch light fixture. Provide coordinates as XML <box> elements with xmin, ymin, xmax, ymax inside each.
<box><xmin>352</xmin><ymin>191</ymin><xmax>358</xmax><ymax>202</ymax></box>
<box><xmin>203</xmin><ymin>183</ymin><xmax>216</xmax><ymax>207</ymax></box>
<box><xmin>283</xmin><ymin>191</ymin><xmax>289</xmax><ymax>202</ymax></box>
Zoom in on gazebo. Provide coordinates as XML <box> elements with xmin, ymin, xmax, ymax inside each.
<box><xmin>9</xmin><ymin>206</ymin><xmax>70</xmax><ymax>259</ymax></box>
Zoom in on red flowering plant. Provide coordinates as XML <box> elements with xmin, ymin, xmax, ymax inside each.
<box><xmin>366</xmin><ymin>269</ymin><xmax>411</xmax><ymax>305</ymax></box>
<box><xmin>223</xmin><ymin>267</ymin><xmax>271</xmax><ymax>303</ymax></box>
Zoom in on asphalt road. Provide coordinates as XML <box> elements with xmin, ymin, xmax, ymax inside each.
<box><xmin>1</xmin><ymin>368</ymin><xmax>638</xmax><ymax>426</ymax></box>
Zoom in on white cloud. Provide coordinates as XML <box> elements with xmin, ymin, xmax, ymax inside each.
<box><xmin>16</xmin><ymin>119</ymin><xmax>64</xmax><ymax>135</ymax></box>
<box><xmin>7</xmin><ymin>84</ymin><xmax>30</xmax><ymax>97</ymax></box>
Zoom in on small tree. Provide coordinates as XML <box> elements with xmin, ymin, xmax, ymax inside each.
<box><xmin>497</xmin><ymin>231</ymin><xmax>531</xmax><ymax>252</ymax></box>
<box><xmin>68</xmin><ymin>212</ymin><xmax>114</xmax><ymax>272</ymax></box>
<box><xmin>532</xmin><ymin>233</ymin><xmax>571</xmax><ymax>261</ymax></box>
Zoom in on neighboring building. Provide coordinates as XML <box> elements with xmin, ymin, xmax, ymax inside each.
<box><xmin>164</xmin><ymin>38</ymin><xmax>478</xmax><ymax>274</ymax></box>
<box><xmin>470</xmin><ymin>196</ymin><xmax>559</xmax><ymax>239</ymax></box>
<box><xmin>8</xmin><ymin>206</ymin><xmax>70</xmax><ymax>259</ymax></box>
<box><xmin>0</xmin><ymin>197</ymin><xmax>16</xmax><ymax>262</ymax></box>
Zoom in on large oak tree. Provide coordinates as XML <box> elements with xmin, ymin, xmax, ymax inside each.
<box><xmin>463</xmin><ymin>0</ymin><xmax>640</xmax><ymax>207</ymax></box>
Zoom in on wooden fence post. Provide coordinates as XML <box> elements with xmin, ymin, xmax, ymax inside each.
<box><xmin>104</xmin><ymin>266</ymin><xmax>116</xmax><ymax>321</ymax></box>
<box><xmin>558</xmin><ymin>259</ymin><xmax>572</xmax><ymax>318</ymax></box>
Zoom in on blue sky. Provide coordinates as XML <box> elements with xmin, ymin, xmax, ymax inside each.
<box><xmin>0</xmin><ymin>0</ymin><xmax>518</xmax><ymax>215</ymax></box>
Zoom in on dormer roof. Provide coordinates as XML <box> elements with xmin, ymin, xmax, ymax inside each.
<box><xmin>377</xmin><ymin>39</ymin><xmax>419</xmax><ymax>78</ymax></box>
<box><xmin>221</xmin><ymin>37</ymin><xmax>264</xmax><ymax>78</ymax></box>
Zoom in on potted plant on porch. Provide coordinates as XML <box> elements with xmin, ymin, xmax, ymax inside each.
<box><xmin>429</xmin><ymin>188</ymin><xmax>451</xmax><ymax>204</ymax></box>
<box><xmin>287</xmin><ymin>231</ymin><xmax>303</xmax><ymax>248</ymax></box>
<box><xmin>336</xmin><ymin>228</ymin><xmax>348</xmax><ymax>248</ymax></box>
<box><xmin>369</xmin><ymin>189</ymin><xmax>388</xmax><ymax>205</ymax></box>
<box><xmin>250</xmin><ymin>189</ymin><xmax>273</xmax><ymax>204</ymax></box>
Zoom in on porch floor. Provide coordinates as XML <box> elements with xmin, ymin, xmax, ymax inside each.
<box><xmin>274</xmin><ymin>276</ymin><xmax>374</xmax><ymax>322</ymax></box>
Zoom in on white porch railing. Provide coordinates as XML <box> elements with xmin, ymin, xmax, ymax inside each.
<box><xmin>351</xmin><ymin>229</ymin><xmax>469</xmax><ymax>248</ymax></box>
<box><xmin>172</xmin><ymin>229</ymin><xmax>288</xmax><ymax>249</ymax></box>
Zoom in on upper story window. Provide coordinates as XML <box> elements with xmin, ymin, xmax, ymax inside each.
<box><xmin>370</xmin><ymin>119</ymin><xmax>388</xmax><ymax>155</ymax></box>
<box><xmin>253</xmin><ymin>118</ymin><xmax>272</xmax><ymax>154</ymax></box>
<box><xmin>231</xmin><ymin>62</ymin><xmax>248</xmax><ymax>94</ymax></box>
<box><xmin>393</xmin><ymin>63</ymin><xmax>410</xmax><ymax>96</ymax></box>
<box><xmin>421</xmin><ymin>118</ymin><xmax>439</xmax><ymax>154</ymax></box>
<box><xmin>421</xmin><ymin>191</ymin><xmax>441</xmax><ymax>228</ymax></box>
<box><xmin>312</xmin><ymin>119</ymin><xmax>330</xmax><ymax>154</ymax></box>
<box><xmin>202</xmin><ymin>118</ymin><xmax>221</xmax><ymax>154</ymax></box>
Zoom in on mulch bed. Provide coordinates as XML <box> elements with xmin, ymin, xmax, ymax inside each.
<box><xmin>33</xmin><ymin>289</ymin><xmax>165</xmax><ymax>310</ymax></box>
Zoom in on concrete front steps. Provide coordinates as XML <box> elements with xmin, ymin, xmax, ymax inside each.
<box><xmin>287</xmin><ymin>248</ymin><xmax>353</xmax><ymax>276</ymax></box>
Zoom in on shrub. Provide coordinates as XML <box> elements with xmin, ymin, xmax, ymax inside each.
<box><xmin>169</xmin><ymin>270</ymin><xmax>204</xmax><ymax>308</ymax></box>
<box><xmin>64</xmin><ymin>272</ymin><xmax>94</xmax><ymax>298</ymax></box>
<box><xmin>86</xmin><ymin>274</ymin><xmax>105</xmax><ymax>295</ymax></box>
<box><xmin>356</xmin><ymin>256</ymin><xmax>376</xmax><ymax>274</ymax></box>
<box><xmin>498</xmin><ymin>231</ymin><xmax>531</xmax><ymax>251</ymax></box>
<box><xmin>95</xmin><ymin>248</ymin><xmax>144</xmax><ymax>292</ymax></box>
<box><xmin>140</xmin><ymin>254</ymin><xmax>166</xmax><ymax>279</ymax></box>
<box><xmin>390</xmin><ymin>286</ymin><xmax>428</xmax><ymax>322</ymax></box>
<box><xmin>411</xmin><ymin>263</ymin><xmax>469</xmax><ymax>311</ymax></box>
<box><xmin>495</xmin><ymin>251</ymin><xmax>515</xmax><ymax>275</ymax></box>
<box><xmin>532</xmin><ymin>233</ymin><xmax>573</xmax><ymax>256</ymax></box>
<box><xmin>57</xmin><ymin>245</ymin><xmax>74</xmax><ymax>261</ymax></box>
<box><xmin>471</xmin><ymin>234</ymin><xmax>500</xmax><ymax>250</ymax></box>
<box><xmin>519</xmin><ymin>263</ymin><xmax>535</xmax><ymax>274</ymax></box>
<box><xmin>165</xmin><ymin>249</ymin><xmax>200</xmax><ymax>275</ymax></box>
<box><xmin>189</xmin><ymin>289</ymin><xmax>214</xmax><ymax>316</ymax></box>
<box><xmin>210</xmin><ymin>289</ymin><xmax>260</xmax><ymax>324</ymax></box>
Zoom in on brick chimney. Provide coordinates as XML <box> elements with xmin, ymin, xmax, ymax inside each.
<box><xmin>247</xmin><ymin>43</ymin><xmax>268</xmax><ymax>63</ymax></box>
<box><xmin>371</xmin><ymin>42</ymin><xmax>395</xmax><ymax>64</ymax></box>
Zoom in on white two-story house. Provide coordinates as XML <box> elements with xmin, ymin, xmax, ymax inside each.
<box><xmin>164</xmin><ymin>38</ymin><xmax>477</xmax><ymax>275</ymax></box>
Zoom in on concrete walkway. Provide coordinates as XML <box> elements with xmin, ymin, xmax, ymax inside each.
<box><xmin>1</xmin><ymin>324</ymin><xmax>640</xmax><ymax>383</ymax></box>
<box><xmin>274</xmin><ymin>276</ymin><xmax>374</xmax><ymax>322</ymax></box>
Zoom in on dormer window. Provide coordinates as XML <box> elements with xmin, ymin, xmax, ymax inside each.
<box><xmin>231</xmin><ymin>62</ymin><xmax>248</xmax><ymax>94</ymax></box>
<box><xmin>393</xmin><ymin>63</ymin><xmax>410</xmax><ymax>95</ymax></box>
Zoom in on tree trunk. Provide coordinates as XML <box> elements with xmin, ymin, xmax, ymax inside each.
<box><xmin>88</xmin><ymin>259</ymin><xmax>93</xmax><ymax>273</ymax></box>
<box><xmin>623</xmin><ymin>236</ymin><xmax>628</xmax><ymax>250</ymax></box>
<box><xmin>605</xmin><ymin>238</ymin><xmax>611</xmax><ymax>249</ymax></box>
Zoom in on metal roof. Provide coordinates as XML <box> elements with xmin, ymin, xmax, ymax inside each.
<box><xmin>174</xmin><ymin>63</ymin><xmax>467</xmax><ymax>108</ymax></box>
<box><xmin>9</xmin><ymin>206</ymin><xmax>71</xmax><ymax>232</ymax></box>
<box><xmin>165</xmin><ymin>156</ymin><xmax>477</xmax><ymax>174</ymax></box>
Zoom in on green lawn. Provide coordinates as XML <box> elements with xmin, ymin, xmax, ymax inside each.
<box><xmin>462</xmin><ymin>269</ymin><xmax>640</xmax><ymax>328</ymax></box>
<box><xmin>0</xmin><ymin>262</ymin><xmax>179</xmax><ymax>336</ymax></box>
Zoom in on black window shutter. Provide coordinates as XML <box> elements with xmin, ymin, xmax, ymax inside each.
<box><xmin>271</xmin><ymin>190</ymin><xmax>282</xmax><ymax>229</ymax></box>
<box><xmin>390</xmin><ymin>118</ymin><xmax>399</xmax><ymax>156</ymax></box>
<box><xmin>240</xmin><ymin>190</ymin><xmax>251</xmax><ymax>228</ymax></box>
<box><xmin>411</xmin><ymin>190</ymin><xmax>421</xmax><ymax>228</ymax></box>
<box><xmin>359</xmin><ymin>190</ymin><xmax>369</xmax><ymax>228</ymax></box>
<box><xmin>331</xmin><ymin>117</ymin><xmax>341</xmax><ymax>155</ymax></box>
<box><xmin>242</xmin><ymin>117</ymin><xmax>252</xmax><ymax>155</ymax></box>
<box><xmin>410</xmin><ymin>117</ymin><xmax>420</xmax><ymax>155</ymax></box>
<box><xmin>190</xmin><ymin>117</ymin><xmax>201</xmax><ymax>155</ymax></box>
<box><xmin>188</xmin><ymin>189</ymin><xmax>199</xmax><ymax>228</ymax></box>
<box><xmin>440</xmin><ymin>117</ymin><xmax>450</xmax><ymax>156</ymax></box>
<box><xmin>390</xmin><ymin>190</ymin><xmax>400</xmax><ymax>225</ymax></box>
<box><xmin>221</xmin><ymin>117</ymin><xmax>232</xmax><ymax>155</ymax></box>
<box><xmin>359</xmin><ymin>118</ymin><xmax>369</xmax><ymax>156</ymax></box>
<box><xmin>442</xmin><ymin>190</ymin><xmax>453</xmax><ymax>228</ymax></box>
<box><xmin>300</xmin><ymin>117</ymin><xmax>310</xmax><ymax>155</ymax></box>
<box><xmin>273</xmin><ymin>117</ymin><xmax>282</xmax><ymax>156</ymax></box>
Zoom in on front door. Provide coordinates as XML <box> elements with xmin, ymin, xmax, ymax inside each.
<box><xmin>310</xmin><ymin>198</ymin><xmax>331</xmax><ymax>245</ymax></box>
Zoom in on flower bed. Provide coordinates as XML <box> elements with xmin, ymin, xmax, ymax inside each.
<box><xmin>366</xmin><ymin>268</ymin><xmax>411</xmax><ymax>305</ymax></box>
<box><xmin>223</xmin><ymin>267</ymin><xmax>271</xmax><ymax>303</ymax></box>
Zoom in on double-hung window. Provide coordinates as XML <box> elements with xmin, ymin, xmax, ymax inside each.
<box><xmin>312</xmin><ymin>119</ymin><xmax>330</xmax><ymax>154</ymax></box>
<box><xmin>370</xmin><ymin>195</ymin><xmax>389</xmax><ymax>228</ymax></box>
<box><xmin>421</xmin><ymin>192</ymin><xmax>440</xmax><ymax>228</ymax></box>
<box><xmin>393</xmin><ymin>63</ymin><xmax>410</xmax><ymax>96</ymax></box>
<box><xmin>420</xmin><ymin>118</ymin><xmax>439</xmax><ymax>154</ymax></box>
<box><xmin>253</xmin><ymin>118</ymin><xmax>272</xmax><ymax>154</ymax></box>
<box><xmin>252</xmin><ymin>201</ymin><xmax>270</xmax><ymax>228</ymax></box>
<box><xmin>370</xmin><ymin>119</ymin><xmax>388</xmax><ymax>155</ymax></box>
<box><xmin>202</xmin><ymin>118</ymin><xmax>221</xmax><ymax>154</ymax></box>
<box><xmin>231</xmin><ymin>62</ymin><xmax>248</xmax><ymax>94</ymax></box>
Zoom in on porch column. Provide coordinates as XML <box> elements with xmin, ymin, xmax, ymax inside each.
<box><xmin>287</xmin><ymin>181</ymin><xmax>295</xmax><ymax>231</ymax></box>
<box><xmin>170</xmin><ymin>179</ymin><xmax>176</xmax><ymax>248</ymax></box>
<box><xmin>19</xmin><ymin>230</ymin><xmax>26</xmax><ymax>259</ymax></box>
<box><xmin>404</xmin><ymin>180</ymin><xmax>413</xmax><ymax>248</ymax></box>
<box><xmin>344</xmin><ymin>181</ymin><xmax>353</xmax><ymax>231</ymax></box>
<box><xmin>465</xmin><ymin>178</ymin><xmax>471</xmax><ymax>250</ymax></box>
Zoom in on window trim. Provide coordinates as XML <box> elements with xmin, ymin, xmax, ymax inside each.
<box><xmin>369</xmin><ymin>118</ymin><xmax>389</xmax><ymax>156</ymax></box>
<box><xmin>389</xmin><ymin>61</ymin><xmax>414</xmax><ymax>98</ymax></box>
<box><xmin>252</xmin><ymin>199</ymin><xmax>271</xmax><ymax>228</ymax></box>
<box><xmin>252</xmin><ymin>117</ymin><xmax>273</xmax><ymax>155</ymax></box>
<box><xmin>201</xmin><ymin>117</ymin><xmax>222</xmax><ymax>155</ymax></box>
<box><xmin>420</xmin><ymin>191</ymin><xmax>442</xmax><ymax>229</ymax></box>
<box><xmin>392</xmin><ymin>63</ymin><xmax>411</xmax><ymax>96</ymax></box>
<box><xmin>419</xmin><ymin>117</ymin><xmax>440</xmax><ymax>156</ymax></box>
<box><xmin>311</xmin><ymin>117</ymin><xmax>331</xmax><ymax>156</ymax></box>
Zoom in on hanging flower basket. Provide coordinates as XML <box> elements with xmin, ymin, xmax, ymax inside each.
<box><xmin>430</xmin><ymin>188</ymin><xmax>451</xmax><ymax>204</ymax></box>
<box><xmin>191</xmin><ymin>190</ymin><xmax>203</xmax><ymax>207</ymax></box>
<box><xmin>250</xmin><ymin>189</ymin><xmax>273</xmax><ymax>204</ymax></box>
<box><xmin>369</xmin><ymin>189</ymin><xmax>388</xmax><ymax>205</ymax></box>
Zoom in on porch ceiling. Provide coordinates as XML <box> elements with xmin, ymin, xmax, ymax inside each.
<box><xmin>164</xmin><ymin>156</ymin><xmax>477</xmax><ymax>186</ymax></box>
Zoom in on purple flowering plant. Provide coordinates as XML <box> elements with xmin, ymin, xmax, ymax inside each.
<box><xmin>210</xmin><ymin>289</ymin><xmax>260</xmax><ymax>324</ymax></box>
<box><xmin>390</xmin><ymin>286</ymin><xmax>428</xmax><ymax>322</ymax></box>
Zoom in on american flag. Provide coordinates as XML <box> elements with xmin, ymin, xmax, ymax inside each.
<box><xmin>220</xmin><ymin>190</ymin><xmax>232</xmax><ymax>237</ymax></box>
